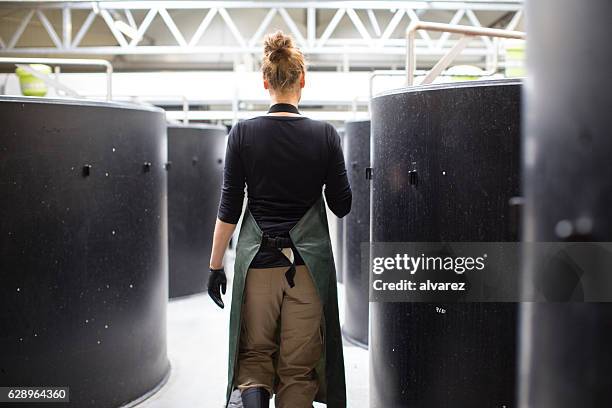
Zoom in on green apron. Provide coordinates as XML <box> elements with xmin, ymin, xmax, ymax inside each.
<box><xmin>226</xmin><ymin>197</ymin><xmax>347</xmax><ymax>407</ymax></box>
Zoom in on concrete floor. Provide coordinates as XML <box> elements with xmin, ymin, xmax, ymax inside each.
<box><xmin>139</xmin><ymin>272</ymin><xmax>368</xmax><ymax>408</ymax></box>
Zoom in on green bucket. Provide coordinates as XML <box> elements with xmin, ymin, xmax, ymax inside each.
<box><xmin>447</xmin><ymin>65</ymin><xmax>483</xmax><ymax>82</ymax></box>
<box><xmin>15</xmin><ymin>64</ymin><xmax>52</xmax><ymax>97</ymax></box>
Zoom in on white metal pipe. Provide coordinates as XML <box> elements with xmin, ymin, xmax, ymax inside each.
<box><xmin>464</xmin><ymin>9</ymin><xmax>493</xmax><ymax>49</ymax></box>
<box><xmin>368</xmin><ymin>70</ymin><xmax>406</xmax><ymax>101</ymax></box>
<box><xmin>1</xmin><ymin>44</ymin><xmax>494</xmax><ymax>57</ymax></box>
<box><xmin>100</xmin><ymin>9</ymin><xmax>128</xmax><ymax>47</ymax></box>
<box><xmin>367</xmin><ymin>9</ymin><xmax>381</xmax><ymax>37</ymax></box>
<box><xmin>346</xmin><ymin>8</ymin><xmax>372</xmax><ymax>43</ymax></box>
<box><xmin>37</xmin><ymin>10</ymin><xmax>63</xmax><ymax>49</ymax></box>
<box><xmin>506</xmin><ymin>9</ymin><xmax>523</xmax><ymax>31</ymax></box>
<box><xmin>124</xmin><ymin>9</ymin><xmax>137</xmax><ymax>29</ymax></box>
<box><xmin>421</xmin><ymin>34</ymin><xmax>473</xmax><ymax>85</ymax></box>
<box><xmin>307</xmin><ymin>7</ymin><xmax>316</xmax><ymax>47</ymax></box>
<box><xmin>182</xmin><ymin>96</ymin><xmax>189</xmax><ymax>124</ymax></box>
<box><xmin>218</xmin><ymin>8</ymin><xmax>246</xmax><ymax>48</ymax></box>
<box><xmin>436</xmin><ymin>9</ymin><xmax>465</xmax><ymax>49</ymax></box>
<box><xmin>130</xmin><ymin>8</ymin><xmax>158</xmax><ymax>46</ymax></box>
<box><xmin>247</xmin><ymin>8</ymin><xmax>276</xmax><ymax>48</ymax></box>
<box><xmin>158</xmin><ymin>8</ymin><xmax>187</xmax><ymax>47</ymax></box>
<box><xmin>407</xmin><ymin>21</ymin><xmax>526</xmax><ymax>40</ymax></box>
<box><xmin>279</xmin><ymin>8</ymin><xmax>307</xmax><ymax>47</ymax></box>
<box><xmin>406</xmin><ymin>29</ymin><xmax>417</xmax><ymax>86</ymax></box>
<box><xmin>405</xmin><ymin>21</ymin><xmax>525</xmax><ymax>86</ymax></box>
<box><xmin>72</xmin><ymin>10</ymin><xmax>96</xmax><ymax>47</ymax></box>
<box><xmin>41</xmin><ymin>2</ymin><xmax>522</xmax><ymax>11</ymax></box>
<box><xmin>62</xmin><ymin>7</ymin><xmax>72</xmax><ymax>48</ymax></box>
<box><xmin>317</xmin><ymin>8</ymin><xmax>345</xmax><ymax>47</ymax></box>
<box><xmin>0</xmin><ymin>57</ymin><xmax>113</xmax><ymax>101</ymax></box>
<box><xmin>8</xmin><ymin>10</ymin><xmax>34</xmax><ymax>49</ymax></box>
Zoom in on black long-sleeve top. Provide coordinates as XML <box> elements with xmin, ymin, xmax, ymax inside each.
<box><xmin>217</xmin><ymin>114</ymin><xmax>352</xmax><ymax>268</ymax></box>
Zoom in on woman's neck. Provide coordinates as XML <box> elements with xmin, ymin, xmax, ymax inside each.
<box><xmin>268</xmin><ymin>94</ymin><xmax>300</xmax><ymax>116</ymax></box>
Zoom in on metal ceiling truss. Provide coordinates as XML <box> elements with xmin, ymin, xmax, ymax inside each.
<box><xmin>0</xmin><ymin>1</ymin><xmax>524</xmax><ymax>58</ymax></box>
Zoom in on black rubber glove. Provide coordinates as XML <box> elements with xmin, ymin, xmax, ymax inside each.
<box><xmin>208</xmin><ymin>267</ymin><xmax>227</xmax><ymax>309</ymax></box>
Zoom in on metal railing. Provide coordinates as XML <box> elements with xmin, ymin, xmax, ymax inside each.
<box><xmin>369</xmin><ymin>70</ymin><xmax>406</xmax><ymax>102</ymax></box>
<box><xmin>0</xmin><ymin>57</ymin><xmax>113</xmax><ymax>100</ymax></box>
<box><xmin>405</xmin><ymin>22</ymin><xmax>525</xmax><ymax>86</ymax></box>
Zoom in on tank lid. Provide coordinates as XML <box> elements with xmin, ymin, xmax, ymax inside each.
<box><xmin>372</xmin><ymin>78</ymin><xmax>523</xmax><ymax>100</ymax></box>
<box><xmin>344</xmin><ymin>119</ymin><xmax>371</xmax><ymax>125</ymax></box>
<box><xmin>0</xmin><ymin>95</ymin><xmax>165</xmax><ymax>114</ymax></box>
<box><xmin>166</xmin><ymin>122</ymin><xmax>227</xmax><ymax>132</ymax></box>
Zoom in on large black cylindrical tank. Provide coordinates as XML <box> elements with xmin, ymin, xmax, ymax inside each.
<box><xmin>370</xmin><ymin>80</ymin><xmax>521</xmax><ymax>407</ymax></box>
<box><xmin>342</xmin><ymin>120</ymin><xmax>370</xmax><ymax>348</ymax></box>
<box><xmin>167</xmin><ymin>123</ymin><xmax>227</xmax><ymax>298</ymax></box>
<box><xmin>334</xmin><ymin>127</ymin><xmax>346</xmax><ymax>283</ymax></box>
<box><xmin>520</xmin><ymin>2</ymin><xmax>612</xmax><ymax>407</ymax></box>
<box><xmin>0</xmin><ymin>97</ymin><xmax>170</xmax><ymax>407</ymax></box>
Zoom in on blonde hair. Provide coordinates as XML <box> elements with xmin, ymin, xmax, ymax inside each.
<box><xmin>262</xmin><ymin>31</ymin><xmax>306</xmax><ymax>93</ymax></box>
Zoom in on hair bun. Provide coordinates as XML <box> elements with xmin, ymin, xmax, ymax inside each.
<box><xmin>264</xmin><ymin>31</ymin><xmax>294</xmax><ymax>62</ymax></box>
<box><xmin>261</xmin><ymin>30</ymin><xmax>305</xmax><ymax>91</ymax></box>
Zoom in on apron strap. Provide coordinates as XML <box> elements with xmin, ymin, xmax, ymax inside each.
<box><xmin>261</xmin><ymin>234</ymin><xmax>297</xmax><ymax>288</ymax></box>
<box><xmin>261</xmin><ymin>234</ymin><xmax>292</xmax><ymax>249</ymax></box>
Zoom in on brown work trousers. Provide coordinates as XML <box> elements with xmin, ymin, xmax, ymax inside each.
<box><xmin>236</xmin><ymin>265</ymin><xmax>323</xmax><ymax>408</ymax></box>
